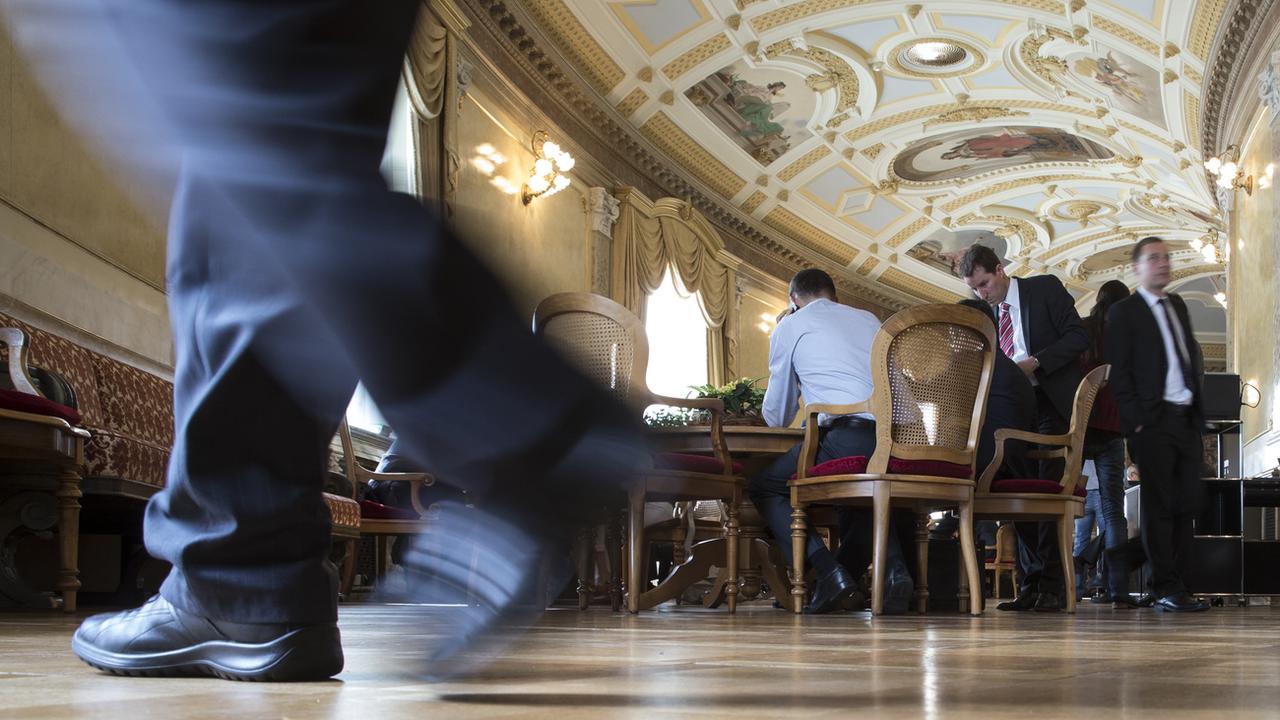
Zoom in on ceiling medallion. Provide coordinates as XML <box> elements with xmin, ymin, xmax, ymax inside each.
<box><xmin>887</xmin><ymin>37</ymin><xmax>985</xmax><ymax>78</ymax></box>
<box><xmin>1046</xmin><ymin>199</ymin><xmax>1118</xmax><ymax>227</ymax></box>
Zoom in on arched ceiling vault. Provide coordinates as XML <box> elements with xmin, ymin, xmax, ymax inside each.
<box><xmin>517</xmin><ymin>0</ymin><xmax>1230</xmax><ymax>335</ymax></box>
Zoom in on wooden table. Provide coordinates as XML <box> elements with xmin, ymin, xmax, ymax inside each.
<box><xmin>646</xmin><ymin>425</ymin><xmax>803</xmax><ymax>612</ymax></box>
<box><xmin>0</xmin><ymin>408</ymin><xmax>88</xmax><ymax>612</ymax></box>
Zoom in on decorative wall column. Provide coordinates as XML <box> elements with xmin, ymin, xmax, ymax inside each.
<box><xmin>404</xmin><ymin>0</ymin><xmax>470</xmax><ymax>221</ymax></box>
<box><xmin>1261</xmin><ymin>51</ymin><xmax>1280</xmax><ymax>451</ymax></box>
<box><xmin>586</xmin><ymin>187</ymin><xmax>621</xmax><ymax>296</ymax></box>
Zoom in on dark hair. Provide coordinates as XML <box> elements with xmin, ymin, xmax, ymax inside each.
<box><xmin>789</xmin><ymin>268</ymin><xmax>837</xmax><ymax>300</ymax></box>
<box><xmin>1130</xmin><ymin>236</ymin><xmax>1165</xmax><ymax>263</ymax></box>
<box><xmin>957</xmin><ymin>297</ymin><xmax>996</xmax><ymax>327</ymax></box>
<box><xmin>958</xmin><ymin>244</ymin><xmax>1000</xmax><ymax>278</ymax></box>
<box><xmin>1083</xmin><ymin>279</ymin><xmax>1130</xmax><ymax>365</ymax></box>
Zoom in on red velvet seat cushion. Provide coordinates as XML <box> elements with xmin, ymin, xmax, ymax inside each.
<box><xmin>359</xmin><ymin>499</ymin><xmax>421</xmax><ymax>520</ymax></box>
<box><xmin>799</xmin><ymin>456</ymin><xmax>971</xmax><ymax>479</ymax></box>
<box><xmin>653</xmin><ymin>452</ymin><xmax>743</xmax><ymax>475</ymax></box>
<box><xmin>990</xmin><ymin>478</ymin><xmax>1086</xmax><ymax>497</ymax></box>
<box><xmin>0</xmin><ymin>388</ymin><xmax>82</xmax><ymax>425</ymax></box>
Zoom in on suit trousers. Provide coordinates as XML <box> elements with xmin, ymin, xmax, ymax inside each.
<box><xmin>52</xmin><ymin>0</ymin><xmax>627</xmax><ymax>624</ymax></box>
<box><xmin>1012</xmin><ymin>386</ymin><xmax>1069</xmax><ymax>595</ymax></box>
<box><xmin>1132</xmin><ymin>406</ymin><xmax>1203</xmax><ymax>598</ymax></box>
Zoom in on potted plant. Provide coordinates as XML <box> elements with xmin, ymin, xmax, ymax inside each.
<box><xmin>686</xmin><ymin>377</ymin><xmax>768</xmax><ymax>426</ymax></box>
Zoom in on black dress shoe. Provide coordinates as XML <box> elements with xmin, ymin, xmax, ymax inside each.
<box><xmin>1033</xmin><ymin>593</ymin><xmax>1063</xmax><ymax>612</ymax></box>
<box><xmin>881</xmin><ymin>568</ymin><xmax>915</xmax><ymax>615</ymax></box>
<box><xmin>1154</xmin><ymin>592</ymin><xmax>1210</xmax><ymax>612</ymax></box>
<box><xmin>1112</xmin><ymin>595</ymin><xmax>1141</xmax><ymax>609</ymax></box>
<box><xmin>805</xmin><ymin>566</ymin><xmax>857</xmax><ymax>614</ymax></box>
<box><xmin>996</xmin><ymin>592</ymin><xmax>1039</xmax><ymax>611</ymax></box>
<box><xmin>72</xmin><ymin>596</ymin><xmax>343</xmax><ymax>681</ymax></box>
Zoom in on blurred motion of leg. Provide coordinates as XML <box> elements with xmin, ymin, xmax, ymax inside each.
<box><xmin>6</xmin><ymin>0</ymin><xmax>643</xmax><ymax>681</ymax></box>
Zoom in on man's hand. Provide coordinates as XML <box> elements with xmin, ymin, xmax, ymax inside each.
<box><xmin>1016</xmin><ymin>357</ymin><xmax>1039</xmax><ymax>378</ymax></box>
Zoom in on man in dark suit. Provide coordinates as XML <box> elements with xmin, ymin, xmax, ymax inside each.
<box><xmin>1105</xmin><ymin>237</ymin><xmax>1208</xmax><ymax>612</ymax></box>
<box><xmin>961</xmin><ymin>245</ymin><xmax>1089</xmax><ymax>611</ymax></box>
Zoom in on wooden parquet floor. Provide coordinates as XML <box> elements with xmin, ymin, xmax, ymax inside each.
<box><xmin>3</xmin><ymin>601</ymin><xmax>1280</xmax><ymax>719</ymax></box>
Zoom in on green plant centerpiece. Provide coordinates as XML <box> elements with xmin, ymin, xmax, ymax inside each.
<box><xmin>687</xmin><ymin>377</ymin><xmax>767</xmax><ymax>426</ymax></box>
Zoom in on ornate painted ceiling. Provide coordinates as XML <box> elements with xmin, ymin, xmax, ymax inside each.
<box><xmin>516</xmin><ymin>0</ymin><xmax>1231</xmax><ymax>340</ymax></box>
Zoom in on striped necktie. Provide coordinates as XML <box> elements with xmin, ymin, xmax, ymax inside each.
<box><xmin>998</xmin><ymin>302</ymin><xmax>1015</xmax><ymax>358</ymax></box>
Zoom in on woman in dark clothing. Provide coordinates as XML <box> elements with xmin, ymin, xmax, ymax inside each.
<box><xmin>1075</xmin><ymin>280</ymin><xmax>1135</xmax><ymax>607</ymax></box>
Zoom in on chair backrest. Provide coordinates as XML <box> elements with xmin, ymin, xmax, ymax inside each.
<box><xmin>0</xmin><ymin>328</ymin><xmax>41</xmax><ymax>396</ymax></box>
<box><xmin>865</xmin><ymin>304</ymin><xmax>996</xmax><ymax>475</ymax></box>
<box><xmin>532</xmin><ymin>292</ymin><xmax>650</xmax><ymax>410</ymax></box>
<box><xmin>1055</xmin><ymin>364</ymin><xmax>1111</xmax><ymax>493</ymax></box>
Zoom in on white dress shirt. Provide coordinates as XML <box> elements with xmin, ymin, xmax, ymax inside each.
<box><xmin>761</xmin><ymin>298</ymin><xmax>880</xmax><ymax>427</ymax></box>
<box><xmin>1136</xmin><ymin>286</ymin><xmax>1194</xmax><ymax>405</ymax></box>
<box><xmin>998</xmin><ymin>277</ymin><xmax>1038</xmax><ymax>386</ymax></box>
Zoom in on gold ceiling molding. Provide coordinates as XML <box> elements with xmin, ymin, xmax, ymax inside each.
<box><xmin>956</xmin><ymin>212</ymin><xmax>1040</xmax><ymax>249</ymax></box>
<box><xmin>1116</xmin><ymin>119</ymin><xmax>1181</xmax><ymax>148</ymax></box>
<box><xmin>1183</xmin><ymin>64</ymin><xmax>1204</xmax><ymax>84</ymax></box>
<box><xmin>1040</xmin><ymin>225</ymin><xmax>1165</xmax><ymax>261</ymax></box>
<box><xmin>793</xmin><ymin>46</ymin><xmax>861</xmax><ymax>112</ymax></box>
<box><xmin>661</xmin><ymin>33</ymin><xmax>732</xmax><ymax>79</ymax></box>
<box><xmin>1202</xmin><ymin>342</ymin><xmax>1226</xmax><ymax>360</ymax></box>
<box><xmin>763</xmin><ymin>207</ymin><xmax>858</xmax><ymax>264</ymax></box>
<box><xmin>923</xmin><ymin>104</ymin><xmax>1030</xmax><ymax>128</ymax></box>
<box><xmin>826</xmin><ymin>113</ymin><xmax>851</xmax><ymax>128</ymax></box>
<box><xmin>996</xmin><ymin>0</ymin><xmax>1062</xmax><ymax>10</ymax></box>
<box><xmin>844</xmin><ymin>99</ymin><xmax>1086</xmax><ymax>143</ymax></box>
<box><xmin>742</xmin><ymin>191</ymin><xmax>767</xmax><ymax>213</ymax></box>
<box><xmin>886</xmin><ymin>217</ymin><xmax>934</xmax><ymax>248</ymax></box>
<box><xmin>1091</xmin><ymin>15</ymin><xmax>1161</xmax><ymax>56</ymax></box>
<box><xmin>1171</xmin><ymin>262</ymin><xmax>1223</xmax><ymax>280</ymax></box>
<box><xmin>616</xmin><ymin>88</ymin><xmax>648</xmax><ymax>117</ymax></box>
<box><xmin>941</xmin><ymin>174</ymin><xmax>1081</xmax><ymax>213</ymax></box>
<box><xmin>861</xmin><ymin>143</ymin><xmax>885</xmax><ymax>159</ymax></box>
<box><xmin>1183</xmin><ymin>91</ymin><xmax>1201</xmax><ymax>150</ymax></box>
<box><xmin>856</xmin><ymin>256</ymin><xmax>881</xmax><ymax>275</ymax></box>
<box><xmin>893</xmin><ymin>155</ymin><xmax>1131</xmax><ymax>190</ymax></box>
<box><xmin>750</xmin><ymin>0</ymin><xmax>871</xmax><ymax>33</ymax></box>
<box><xmin>640</xmin><ymin>112</ymin><xmax>748</xmax><ymax>198</ymax></box>
<box><xmin>1188</xmin><ymin>0</ymin><xmax>1231</xmax><ymax>60</ymax></box>
<box><xmin>777</xmin><ymin>145</ymin><xmax>833</xmax><ymax>182</ymax></box>
<box><xmin>885</xmin><ymin>37</ymin><xmax>987</xmax><ymax>79</ymax></box>
<box><xmin>523</xmin><ymin>0</ymin><xmax>625</xmax><ymax>93</ymax></box>
<box><xmin>878</xmin><ymin>267</ymin><xmax>966</xmax><ymax>303</ymax></box>
<box><xmin>1018</xmin><ymin>28</ymin><xmax>1073</xmax><ymax>87</ymax></box>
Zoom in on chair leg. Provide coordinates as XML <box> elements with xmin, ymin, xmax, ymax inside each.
<box><xmin>627</xmin><ymin>487</ymin><xmax>644</xmax><ymax>613</ymax></box>
<box><xmin>606</xmin><ymin>513</ymin><xmax>623</xmax><ymax>612</ymax></box>
<box><xmin>725</xmin><ymin>491</ymin><xmax>740</xmax><ymax>614</ymax></box>
<box><xmin>870</xmin><ymin>485</ymin><xmax>890</xmax><ymax>616</ymax></box>
<box><xmin>56</xmin><ymin>467</ymin><xmax>81</xmax><ymax>613</ymax></box>
<box><xmin>574</xmin><ymin>525</ymin><xmax>593</xmax><ymax>610</ymax></box>
<box><xmin>914</xmin><ymin>512</ymin><xmax>930</xmax><ymax>614</ymax></box>
<box><xmin>374</xmin><ymin>535</ymin><xmax>388</xmax><ymax>582</ymax></box>
<box><xmin>339</xmin><ymin>539</ymin><xmax>357</xmax><ymax>599</ymax></box>
<box><xmin>959</xmin><ymin>500</ymin><xmax>983</xmax><ymax>616</ymax></box>
<box><xmin>1060</xmin><ymin>511</ymin><xmax>1076</xmax><ymax>614</ymax></box>
<box><xmin>789</xmin><ymin>493</ymin><xmax>807</xmax><ymax>614</ymax></box>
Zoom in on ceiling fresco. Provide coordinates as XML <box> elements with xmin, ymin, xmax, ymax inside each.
<box><xmin>522</xmin><ymin>0</ymin><xmax>1232</xmax><ymax>335</ymax></box>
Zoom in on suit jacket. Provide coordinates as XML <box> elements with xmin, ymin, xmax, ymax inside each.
<box><xmin>1001</xmin><ymin>275</ymin><xmax>1089</xmax><ymax>422</ymax></box>
<box><xmin>1104</xmin><ymin>291</ymin><xmax>1204</xmax><ymax>434</ymax></box>
<box><xmin>978</xmin><ymin>351</ymin><xmax>1038</xmax><ymax>480</ymax></box>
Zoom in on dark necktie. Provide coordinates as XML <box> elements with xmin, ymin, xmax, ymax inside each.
<box><xmin>1157</xmin><ymin>298</ymin><xmax>1195</xmax><ymax>395</ymax></box>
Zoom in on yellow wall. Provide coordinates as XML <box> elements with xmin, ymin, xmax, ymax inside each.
<box><xmin>1230</xmin><ymin>108</ymin><xmax>1279</xmax><ymax>475</ymax></box>
<box><xmin>452</xmin><ymin>84</ymin><xmax>592</xmax><ymax>320</ymax></box>
<box><xmin>736</xmin><ymin>275</ymin><xmax>788</xmax><ymax>386</ymax></box>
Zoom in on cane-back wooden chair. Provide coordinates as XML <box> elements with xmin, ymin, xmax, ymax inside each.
<box><xmin>970</xmin><ymin>365</ymin><xmax>1108</xmax><ymax>614</ymax></box>
<box><xmin>788</xmin><ymin>304</ymin><xmax>996</xmax><ymax>616</ymax></box>
<box><xmin>335</xmin><ymin>418</ymin><xmax>435</xmax><ymax>592</ymax></box>
<box><xmin>533</xmin><ymin>292</ymin><xmax>742</xmax><ymax>613</ymax></box>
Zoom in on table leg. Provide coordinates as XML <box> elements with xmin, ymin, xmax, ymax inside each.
<box><xmin>55</xmin><ymin>468</ymin><xmax>82</xmax><ymax>613</ymax></box>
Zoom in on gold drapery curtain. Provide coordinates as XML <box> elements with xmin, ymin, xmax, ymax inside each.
<box><xmin>610</xmin><ymin>188</ymin><xmax>737</xmax><ymax>383</ymax></box>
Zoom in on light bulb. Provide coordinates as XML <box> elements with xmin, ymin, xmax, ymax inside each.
<box><xmin>534</xmin><ymin>158</ymin><xmax>553</xmax><ymax>176</ymax></box>
<box><xmin>1190</xmin><ymin>238</ymin><xmax>1203</xmax><ymax>251</ymax></box>
<box><xmin>552</xmin><ymin>174</ymin><xmax>571</xmax><ymax>190</ymax></box>
<box><xmin>1220</xmin><ymin>161</ymin><xmax>1238</xmax><ymax>177</ymax></box>
<box><xmin>527</xmin><ymin>175</ymin><xmax>550</xmax><ymax>193</ymax></box>
<box><xmin>555</xmin><ymin>152</ymin><xmax>575</xmax><ymax>172</ymax></box>
<box><xmin>1214</xmin><ymin>291</ymin><xmax>1227</xmax><ymax>305</ymax></box>
<box><xmin>1204</xmin><ymin>157</ymin><xmax>1222</xmax><ymax>175</ymax></box>
<box><xmin>1217</xmin><ymin>174</ymin><xmax>1234</xmax><ymax>190</ymax></box>
<box><xmin>542</xmin><ymin>141</ymin><xmax>561</xmax><ymax>158</ymax></box>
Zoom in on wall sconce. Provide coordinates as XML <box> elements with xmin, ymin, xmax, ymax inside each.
<box><xmin>1204</xmin><ymin>145</ymin><xmax>1254</xmax><ymax>195</ymax></box>
<box><xmin>1189</xmin><ymin>233</ymin><xmax>1225</xmax><ymax>264</ymax></box>
<box><xmin>1242</xmin><ymin>381</ymin><xmax>1261</xmax><ymax>409</ymax></box>
<box><xmin>522</xmin><ymin>131</ymin><xmax>575</xmax><ymax>205</ymax></box>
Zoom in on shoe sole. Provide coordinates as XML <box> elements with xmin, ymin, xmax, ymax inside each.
<box><xmin>804</xmin><ymin>583</ymin><xmax>858</xmax><ymax>614</ymax></box>
<box><xmin>72</xmin><ymin>625</ymin><xmax>343</xmax><ymax>682</ymax></box>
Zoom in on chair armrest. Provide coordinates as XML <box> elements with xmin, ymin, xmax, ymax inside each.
<box><xmin>794</xmin><ymin>402</ymin><xmax>872</xmax><ymax>480</ymax></box>
<box><xmin>352</xmin><ymin>465</ymin><xmax>437</xmax><ymax>515</ymax></box>
<box><xmin>648</xmin><ymin>393</ymin><xmax>726</xmax><ymax>414</ymax></box>
<box><xmin>993</xmin><ymin>428</ymin><xmax>1071</xmax><ymax>447</ymax></box>
<box><xmin>802</xmin><ymin>401</ymin><xmax>871</xmax><ymax>420</ymax></box>
<box><xmin>0</xmin><ymin>407</ymin><xmax>89</xmax><ymax>436</ymax></box>
<box><xmin>1026</xmin><ymin>449</ymin><xmax>1067</xmax><ymax>460</ymax></box>
<box><xmin>977</xmin><ymin>429</ymin><xmax>1074</xmax><ymax>493</ymax></box>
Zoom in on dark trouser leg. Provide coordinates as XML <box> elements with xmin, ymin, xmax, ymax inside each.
<box><xmin>835</xmin><ymin>508</ymin><xmax>908</xmax><ymax>578</ymax></box>
<box><xmin>748</xmin><ymin>424</ymin><xmax>877</xmax><ymax>573</ymax></box>
<box><xmin>91</xmin><ymin>0</ymin><xmax>639</xmax><ymax>622</ymax></box>
<box><xmin>1092</xmin><ymin>436</ymin><xmax>1130</xmax><ymax>598</ymax></box>
<box><xmin>1135</xmin><ymin>411</ymin><xmax>1203</xmax><ymax>598</ymax></box>
<box><xmin>1016</xmin><ymin>387</ymin><xmax>1068</xmax><ymax>596</ymax></box>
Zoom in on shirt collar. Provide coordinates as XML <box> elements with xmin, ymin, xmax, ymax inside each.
<box><xmin>1136</xmin><ymin>285</ymin><xmax>1166</xmax><ymax>308</ymax></box>
<box><xmin>1002</xmin><ymin>276</ymin><xmax>1020</xmax><ymax>310</ymax></box>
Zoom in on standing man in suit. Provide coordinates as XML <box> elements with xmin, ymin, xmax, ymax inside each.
<box><xmin>1105</xmin><ymin>237</ymin><xmax>1208</xmax><ymax>612</ymax></box>
<box><xmin>960</xmin><ymin>245</ymin><xmax>1089</xmax><ymax>612</ymax></box>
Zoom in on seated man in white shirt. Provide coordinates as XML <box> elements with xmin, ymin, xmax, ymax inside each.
<box><xmin>748</xmin><ymin>269</ymin><xmax>912</xmax><ymax>614</ymax></box>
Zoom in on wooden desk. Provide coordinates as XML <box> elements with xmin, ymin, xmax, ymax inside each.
<box><xmin>646</xmin><ymin>425</ymin><xmax>803</xmax><ymax>612</ymax></box>
<box><xmin>0</xmin><ymin>408</ymin><xmax>88</xmax><ymax>612</ymax></box>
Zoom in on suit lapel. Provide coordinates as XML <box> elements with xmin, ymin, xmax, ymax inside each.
<box><xmin>1017</xmin><ymin>278</ymin><xmax>1032</xmax><ymax>353</ymax></box>
<box><xmin>1131</xmin><ymin>296</ymin><xmax>1167</xmax><ymax>379</ymax></box>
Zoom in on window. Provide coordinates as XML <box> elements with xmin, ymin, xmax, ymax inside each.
<box><xmin>346</xmin><ymin>385</ymin><xmax>387</xmax><ymax>434</ymax></box>
<box><xmin>644</xmin><ymin>266</ymin><xmax>708</xmax><ymax>402</ymax></box>
<box><xmin>379</xmin><ymin>80</ymin><xmax>417</xmax><ymax>195</ymax></box>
